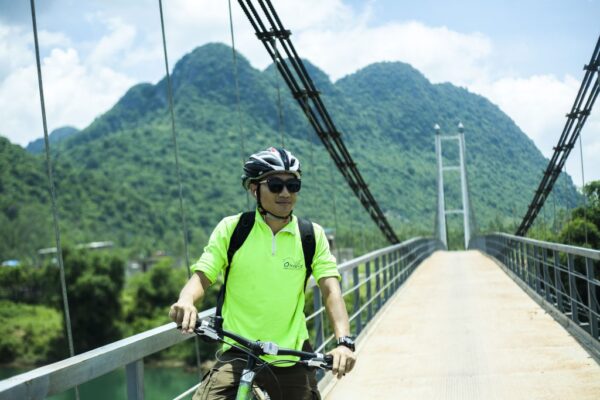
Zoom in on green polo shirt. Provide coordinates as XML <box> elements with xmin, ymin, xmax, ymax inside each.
<box><xmin>191</xmin><ymin>209</ymin><xmax>340</xmax><ymax>363</ymax></box>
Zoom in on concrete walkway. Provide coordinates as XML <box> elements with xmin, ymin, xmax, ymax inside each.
<box><xmin>324</xmin><ymin>251</ymin><xmax>600</xmax><ymax>400</ymax></box>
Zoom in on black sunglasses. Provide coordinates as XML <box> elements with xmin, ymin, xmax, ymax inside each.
<box><xmin>259</xmin><ymin>177</ymin><xmax>302</xmax><ymax>193</ymax></box>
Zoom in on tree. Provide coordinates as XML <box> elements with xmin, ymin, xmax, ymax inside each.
<box><xmin>562</xmin><ymin>180</ymin><xmax>600</xmax><ymax>249</ymax></box>
<box><xmin>559</xmin><ymin>218</ymin><xmax>600</xmax><ymax>249</ymax></box>
<box><xmin>583</xmin><ymin>180</ymin><xmax>600</xmax><ymax>207</ymax></box>
<box><xmin>61</xmin><ymin>249</ymin><xmax>125</xmax><ymax>353</ymax></box>
<box><xmin>0</xmin><ymin>301</ymin><xmax>64</xmax><ymax>365</ymax></box>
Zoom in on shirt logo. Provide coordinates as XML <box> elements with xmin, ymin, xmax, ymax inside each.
<box><xmin>283</xmin><ymin>258</ymin><xmax>304</xmax><ymax>270</ymax></box>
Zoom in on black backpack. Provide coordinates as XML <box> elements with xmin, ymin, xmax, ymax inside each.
<box><xmin>215</xmin><ymin>211</ymin><xmax>316</xmax><ymax>320</ymax></box>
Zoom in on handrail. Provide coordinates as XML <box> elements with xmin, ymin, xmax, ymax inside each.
<box><xmin>490</xmin><ymin>232</ymin><xmax>600</xmax><ymax>260</ymax></box>
<box><xmin>0</xmin><ymin>237</ymin><xmax>441</xmax><ymax>400</ymax></box>
<box><xmin>0</xmin><ymin>309</ymin><xmax>214</xmax><ymax>400</ymax></box>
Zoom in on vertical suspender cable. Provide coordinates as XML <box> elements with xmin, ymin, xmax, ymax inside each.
<box><xmin>541</xmin><ymin>193</ymin><xmax>547</xmax><ymax>230</ymax></box>
<box><xmin>329</xmin><ymin>158</ymin><xmax>340</xmax><ymax>248</ymax></box>
<box><xmin>29</xmin><ymin>1</ymin><xmax>79</xmax><ymax>399</ymax></box>
<box><xmin>273</xmin><ymin>42</ymin><xmax>285</xmax><ymax>147</ymax></box>
<box><xmin>227</xmin><ymin>0</ymin><xmax>250</xmax><ymax>210</ymax></box>
<box><xmin>578</xmin><ymin>133</ymin><xmax>589</xmax><ymax>245</ymax></box>
<box><xmin>552</xmin><ymin>190</ymin><xmax>557</xmax><ymax>234</ymax></box>
<box><xmin>563</xmin><ymin>165</ymin><xmax>572</xmax><ymax>243</ymax></box>
<box><xmin>157</xmin><ymin>0</ymin><xmax>202</xmax><ymax>375</ymax></box>
<box><xmin>158</xmin><ymin>0</ymin><xmax>191</xmax><ymax>274</ymax></box>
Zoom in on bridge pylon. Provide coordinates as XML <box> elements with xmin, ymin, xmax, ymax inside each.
<box><xmin>434</xmin><ymin>122</ymin><xmax>471</xmax><ymax>249</ymax></box>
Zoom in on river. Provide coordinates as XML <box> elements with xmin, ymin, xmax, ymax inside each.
<box><xmin>0</xmin><ymin>366</ymin><xmax>200</xmax><ymax>399</ymax></box>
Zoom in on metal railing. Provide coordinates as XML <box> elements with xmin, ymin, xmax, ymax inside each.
<box><xmin>0</xmin><ymin>237</ymin><xmax>441</xmax><ymax>400</ymax></box>
<box><xmin>471</xmin><ymin>233</ymin><xmax>600</xmax><ymax>347</ymax></box>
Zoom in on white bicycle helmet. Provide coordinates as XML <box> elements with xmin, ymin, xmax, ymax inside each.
<box><xmin>242</xmin><ymin>147</ymin><xmax>301</xmax><ymax>189</ymax></box>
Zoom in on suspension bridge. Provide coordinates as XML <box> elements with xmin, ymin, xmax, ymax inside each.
<box><xmin>1</xmin><ymin>0</ymin><xmax>600</xmax><ymax>399</ymax></box>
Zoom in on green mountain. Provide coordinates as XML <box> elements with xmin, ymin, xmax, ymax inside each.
<box><xmin>0</xmin><ymin>43</ymin><xmax>579</xmax><ymax>260</ymax></box>
<box><xmin>25</xmin><ymin>126</ymin><xmax>80</xmax><ymax>154</ymax></box>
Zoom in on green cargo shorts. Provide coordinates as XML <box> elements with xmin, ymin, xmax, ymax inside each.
<box><xmin>192</xmin><ymin>351</ymin><xmax>321</xmax><ymax>400</ymax></box>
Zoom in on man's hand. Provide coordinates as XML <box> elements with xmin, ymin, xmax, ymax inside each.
<box><xmin>169</xmin><ymin>271</ymin><xmax>210</xmax><ymax>334</ymax></box>
<box><xmin>327</xmin><ymin>345</ymin><xmax>356</xmax><ymax>379</ymax></box>
<box><xmin>169</xmin><ymin>299</ymin><xmax>197</xmax><ymax>334</ymax></box>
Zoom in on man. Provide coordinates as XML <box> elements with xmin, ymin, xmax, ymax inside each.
<box><xmin>169</xmin><ymin>147</ymin><xmax>356</xmax><ymax>400</ymax></box>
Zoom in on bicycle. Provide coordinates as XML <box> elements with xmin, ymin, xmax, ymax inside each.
<box><xmin>184</xmin><ymin>316</ymin><xmax>333</xmax><ymax>400</ymax></box>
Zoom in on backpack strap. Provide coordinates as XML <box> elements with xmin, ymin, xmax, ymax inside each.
<box><xmin>298</xmin><ymin>217</ymin><xmax>316</xmax><ymax>289</ymax></box>
<box><xmin>215</xmin><ymin>211</ymin><xmax>255</xmax><ymax>319</ymax></box>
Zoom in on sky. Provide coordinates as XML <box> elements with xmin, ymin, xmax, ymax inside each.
<box><xmin>0</xmin><ymin>0</ymin><xmax>599</xmax><ymax>186</ymax></box>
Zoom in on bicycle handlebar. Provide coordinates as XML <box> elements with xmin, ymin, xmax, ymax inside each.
<box><xmin>184</xmin><ymin>316</ymin><xmax>333</xmax><ymax>370</ymax></box>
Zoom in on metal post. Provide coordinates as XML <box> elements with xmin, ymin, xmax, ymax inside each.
<box><xmin>375</xmin><ymin>257</ymin><xmax>382</xmax><ymax>311</ymax></box>
<box><xmin>567</xmin><ymin>254</ymin><xmax>579</xmax><ymax>324</ymax></box>
<box><xmin>526</xmin><ymin>244</ymin><xmax>533</xmax><ymax>288</ymax></box>
<box><xmin>554</xmin><ymin>250</ymin><xmax>564</xmax><ymax>312</ymax></box>
<box><xmin>394</xmin><ymin>250</ymin><xmax>400</xmax><ymax>291</ymax></box>
<box><xmin>508</xmin><ymin>240</ymin><xmax>515</xmax><ymax>272</ymax></box>
<box><xmin>353</xmin><ymin>266</ymin><xmax>362</xmax><ymax>335</ymax></box>
<box><xmin>399</xmin><ymin>249</ymin><xmax>406</xmax><ymax>284</ymax></box>
<box><xmin>534</xmin><ymin>246</ymin><xmax>542</xmax><ymax>295</ymax></box>
<box><xmin>519</xmin><ymin>241</ymin><xmax>526</xmax><ymax>281</ymax></box>
<box><xmin>542</xmin><ymin>248</ymin><xmax>552</xmax><ymax>302</ymax></box>
<box><xmin>366</xmin><ymin>261</ymin><xmax>373</xmax><ymax>322</ymax></box>
<box><xmin>383</xmin><ymin>253</ymin><xmax>389</xmax><ymax>302</ymax></box>
<box><xmin>586</xmin><ymin>258</ymin><xmax>598</xmax><ymax>339</ymax></box>
<box><xmin>457</xmin><ymin>122</ymin><xmax>471</xmax><ymax>248</ymax></box>
<box><xmin>312</xmin><ymin>285</ymin><xmax>324</xmax><ymax>350</ymax></box>
<box><xmin>434</xmin><ymin>124</ymin><xmax>448</xmax><ymax>249</ymax></box>
<box><xmin>126</xmin><ymin>359</ymin><xmax>144</xmax><ymax>400</ymax></box>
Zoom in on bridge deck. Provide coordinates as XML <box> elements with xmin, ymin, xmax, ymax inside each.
<box><xmin>324</xmin><ymin>251</ymin><xmax>600</xmax><ymax>400</ymax></box>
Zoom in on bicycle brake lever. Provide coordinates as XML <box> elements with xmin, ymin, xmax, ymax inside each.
<box><xmin>306</xmin><ymin>353</ymin><xmax>333</xmax><ymax>370</ymax></box>
<box><xmin>190</xmin><ymin>320</ymin><xmax>220</xmax><ymax>342</ymax></box>
<box><xmin>306</xmin><ymin>358</ymin><xmax>332</xmax><ymax>370</ymax></box>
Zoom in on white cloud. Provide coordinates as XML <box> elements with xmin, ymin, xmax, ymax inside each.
<box><xmin>0</xmin><ymin>21</ymin><xmax>134</xmax><ymax>146</ymax></box>
<box><xmin>469</xmin><ymin>74</ymin><xmax>600</xmax><ymax>186</ymax></box>
<box><xmin>296</xmin><ymin>21</ymin><xmax>492</xmax><ymax>82</ymax></box>
<box><xmin>471</xmin><ymin>74</ymin><xmax>581</xmax><ymax>153</ymax></box>
<box><xmin>41</xmin><ymin>48</ymin><xmax>134</xmax><ymax>132</ymax></box>
<box><xmin>0</xmin><ymin>25</ymin><xmax>32</xmax><ymax>80</ymax></box>
<box><xmin>38</xmin><ymin>30</ymin><xmax>71</xmax><ymax>48</ymax></box>
<box><xmin>88</xmin><ymin>16</ymin><xmax>137</xmax><ymax>66</ymax></box>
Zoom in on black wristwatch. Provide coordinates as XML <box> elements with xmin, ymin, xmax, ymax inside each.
<box><xmin>336</xmin><ymin>336</ymin><xmax>355</xmax><ymax>352</ymax></box>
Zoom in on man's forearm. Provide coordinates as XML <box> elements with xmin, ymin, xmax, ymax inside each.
<box><xmin>319</xmin><ymin>277</ymin><xmax>350</xmax><ymax>338</ymax></box>
<box><xmin>179</xmin><ymin>271</ymin><xmax>210</xmax><ymax>304</ymax></box>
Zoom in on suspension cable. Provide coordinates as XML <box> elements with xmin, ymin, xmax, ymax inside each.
<box><xmin>157</xmin><ymin>0</ymin><xmax>202</xmax><ymax>374</ymax></box>
<box><xmin>516</xmin><ymin>35</ymin><xmax>600</xmax><ymax>236</ymax></box>
<box><xmin>227</xmin><ymin>0</ymin><xmax>250</xmax><ymax>210</ymax></box>
<box><xmin>238</xmin><ymin>0</ymin><xmax>399</xmax><ymax>243</ymax></box>
<box><xmin>30</xmin><ymin>1</ymin><xmax>79</xmax><ymax>398</ymax></box>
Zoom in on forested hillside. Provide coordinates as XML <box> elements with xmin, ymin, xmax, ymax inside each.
<box><xmin>1</xmin><ymin>43</ymin><xmax>580</xmax><ymax>261</ymax></box>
